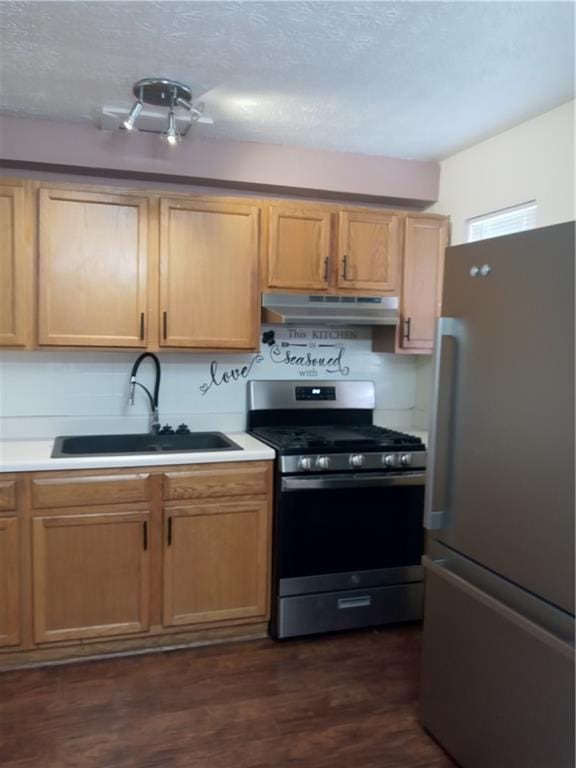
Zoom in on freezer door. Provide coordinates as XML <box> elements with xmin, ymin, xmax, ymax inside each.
<box><xmin>425</xmin><ymin>221</ymin><xmax>575</xmax><ymax>614</ymax></box>
<box><xmin>420</xmin><ymin>556</ymin><xmax>575</xmax><ymax>768</ymax></box>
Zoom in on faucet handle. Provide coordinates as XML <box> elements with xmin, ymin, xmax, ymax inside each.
<box><xmin>176</xmin><ymin>423</ymin><xmax>191</xmax><ymax>435</ymax></box>
<box><xmin>159</xmin><ymin>424</ymin><xmax>175</xmax><ymax>435</ymax></box>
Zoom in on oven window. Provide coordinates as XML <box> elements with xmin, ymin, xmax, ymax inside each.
<box><xmin>277</xmin><ymin>484</ymin><xmax>424</xmax><ymax>579</ymax></box>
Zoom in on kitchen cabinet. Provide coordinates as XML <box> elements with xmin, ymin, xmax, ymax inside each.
<box><xmin>0</xmin><ymin>516</ymin><xmax>21</xmax><ymax>648</ymax></box>
<box><xmin>264</xmin><ymin>203</ymin><xmax>401</xmax><ymax>295</ymax></box>
<box><xmin>38</xmin><ymin>187</ymin><xmax>149</xmax><ymax>347</ymax></box>
<box><xmin>398</xmin><ymin>216</ymin><xmax>448</xmax><ymax>352</ymax></box>
<box><xmin>267</xmin><ymin>204</ymin><xmax>332</xmax><ymax>291</ymax></box>
<box><xmin>0</xmin><ymin>180</ymin><xmax>33</xmax><ymax>347</ymax></box>
<box><xmin>373</xmin><ymin>215</ymin><xmax>449</xmax><ymax>354</ymax></box>
<box><xmin>336</xmin><ymin>210</ymin><xmax>400</xmax><ymax>293</ymax></box>
<box><xmin>159</xmin><ymin>198</ymin><xmax>260</xmax><ymax>349</ymax></box>
<box><xmin>0</xmin><ymin>460</ymin><xmax>272</xmax><ymax>667</ymax></box>
<box><xmin>32</xmin><ymin>508</ymin><xmax>150</xmax><ymax>643</ymax></box>
<box><xmin>163</xmin><ymin>499</ymin><xmax>269</xmax><ymax>626</ymax></box>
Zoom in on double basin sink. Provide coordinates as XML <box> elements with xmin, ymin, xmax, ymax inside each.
<box><xmin>51</xmin><ymin>432</ymin><xmax>242</xmax><ymax>458</ymax></box>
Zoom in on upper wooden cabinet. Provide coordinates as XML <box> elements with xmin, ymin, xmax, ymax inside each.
<box><xmin>159</xmin><ymin>198</ymin><xmax>260</xmax><ymax>349</ymax></box>
<box><xmin>398</xmin><ymin>216</ymin><xmax>448</xmax><ymax>353</ymax></box>
<box><xmin>0</xmin><ymin>181</ymin><xmax>32</xmax><ymax>347</ymax></box>
<box><xmin>263</xmin><ymin>203</ymin><xmax>401</xmax><ymax>295</ymax></box>
<box><xmin>267</xmin><ymin>205</ymin><xmax>332</xmax><ymax>291</ymax></box>
<box><xmin>336</xmin><ymin>210</ymin><xmax>400</xmax><ymax>293</ymax></box>
<box><xmin>38</xmin><ymin>188</ymin><xmax>149</xmax><ymax>347</ymax></box>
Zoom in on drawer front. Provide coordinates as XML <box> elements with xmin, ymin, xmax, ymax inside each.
<box><xmin>277</xmin><ymin>582</ymin><xmax>424</xmax><ymax>639</ymax></box>
<box><xmin>32</xmin><ymin>473</ymin><xmax>150</xmax><ymax>509</ymax></box>
<box><xmin>164</xmin><ymin>463</ymin><xmax>270</xmax><ymax>501</ymax></box>
<box><xmin>0</xmin><ymin>479</ymin><xmax>17</xmax><ymax>512</ymax></box>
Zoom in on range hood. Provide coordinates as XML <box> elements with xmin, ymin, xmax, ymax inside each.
<box><xmin>261</xmin><ymin>293</ymin><xmax>399</xmax><ymax>326</ymax></box>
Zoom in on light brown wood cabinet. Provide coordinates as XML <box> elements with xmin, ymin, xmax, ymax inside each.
<box><xmin>32</xmin><ymin>509</ymin><xmax>150</xmax><ymax>643</ymax></box>
<box><xmin>267</xmin><ymin>204</ymin><xmax>332</xmax><ymax>291</ymax></box>
<box><xmin>264</xmin><ymin>202</ymin><xmax>401</xmax><ymax>295</ymax></box>
<box><xmin>0</xmin><ymin>516</ymin><xmax>21</xmax><ymax>648</ymax></box>
<box><xmin>38</xmin><ymin>188</ymin><xmax>149</xmax><ymax>347</ymax></box>
<box><xmin>0</xmin><ymin>180</ymin><xmax>33</xmax><ymax>347</ymax></box>
<box><xmin>0</xmin><ymin>461</ymin><xmax>272</xmax><ymax>666</ymax></box>
<box><xmin>163</xmin><ymin>499</ymin><xmax>269</xmax><ymax>627</ymax></box>
<box><xmin>159</xmin><ymin>198</ymin><xmax>260</xmax><ymax>349</ymax></box>
<box><xmin>337</xmin><ymin>210</ymin><xmax>400</xmax><ymax>292</ymax></box>
<box><xmin>373</xmin><ymin>215</ymin><xmax>449</xmax><ymax>355</ymax></box>
<box><xmin>397</xmin><ymin>216</ymin><xmax>449</xmax><ymax>353</ymax></box>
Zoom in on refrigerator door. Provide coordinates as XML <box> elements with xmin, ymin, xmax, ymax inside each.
<box><xmin>420</xmin><ymin>553</ymin><xmax>575</xmax><ymax>768</ymax></box>
<box><xmin>425</xmin><ymin>222</ymin><xmax>575</xmax><ymax>614</ymax></box>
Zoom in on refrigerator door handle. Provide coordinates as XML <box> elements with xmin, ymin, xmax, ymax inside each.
<box><xmin>424</xmin><ymin>317</ymin><xmax>460</xmax><ymax>530</ymax></box>
<box><xmin>423</xmin><ymin>555</ymin><xmax>575</xmax><ymax>653</ymax></box>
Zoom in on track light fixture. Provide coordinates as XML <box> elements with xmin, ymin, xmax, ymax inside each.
<box><xmin>120</xmin><ymin>78</ymin><xmax>209</xmax><ymax>146</ymax></box>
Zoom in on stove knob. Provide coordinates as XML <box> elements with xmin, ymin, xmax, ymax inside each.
<box><xmin>298</xmin><ymin>456</ymin><xmax>314</xmax><ymax>472</ymax></box>
<box><xmin>316</xmin><ymin>456</ymin><xmax>331</xmax><ymax>470</ymax></box>
<box><xmin>349</xmin><ymin>454</ymin><xmax>365</xmax><ymax>468</ymax></box>
<box><xmin>383</xmin><ymin>454</ymin><xmax>397</xmax><ymax>467</ymax></box>
<box><xmin>400</xmin><ymin>453</ymin><xmax>412</xmax><ymax>466</ymax></box>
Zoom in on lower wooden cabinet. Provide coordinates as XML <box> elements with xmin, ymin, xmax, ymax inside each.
<box><xmin>32</xmin><ymin>510</ymin><xmax>150</xmax><ymax>644</ymax></box>
<box><xmin>0</xmin><ymin>517</ymin><xmax>20</xmax><ymax>647</ymax></box>
<box><xmin>0</xmin><ymin>461</ymin><xmax>272</xmax><ymax>665</ymax></box>
<box><xmin>163</xmin><ymin>499</ymin><xmax>269</xmax><ymax>627</ymax></box>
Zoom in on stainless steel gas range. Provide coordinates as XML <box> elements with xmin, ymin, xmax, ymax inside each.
<box><xmin>247</xmin><ymin>380</ymin><xmax>427</xmax><ymax>639</ymax></box>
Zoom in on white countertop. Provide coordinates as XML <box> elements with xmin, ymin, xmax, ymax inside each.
<box><xmin>0</xmin><ymin>432</ymin><xmax>275</xmax><ymax>473</ymax></box>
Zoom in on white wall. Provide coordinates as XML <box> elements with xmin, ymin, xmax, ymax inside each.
<box><xmin>431</xmin><ymin>99</ymin><xmax>575</xmax><ymax>245</ymax></box>
<box><xmin>0</xmin><ymin>326</ymin><xmax>420</xmax><ymax>440</ymax></box>
<box><xmin>417</xmin><ymin>100</ymin><xmax>576</xmax><ymax>421</ymax></box>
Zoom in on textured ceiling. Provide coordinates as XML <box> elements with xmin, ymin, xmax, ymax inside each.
<box><xmin>0</xmin><ymin>1</ymin><xmax>574</xmax><ymax>160</ymax></box>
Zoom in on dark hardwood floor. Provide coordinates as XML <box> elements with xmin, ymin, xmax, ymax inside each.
<box><xmin>0</xmin><ymin>625</ymin><xmax>456</xmax><ymax>768</ymax></box>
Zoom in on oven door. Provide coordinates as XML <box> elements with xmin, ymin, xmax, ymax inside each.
<box><xmin>277</xmin><ymin>472</ymin><xmax>425</xmax><ymax>597</ymax></box>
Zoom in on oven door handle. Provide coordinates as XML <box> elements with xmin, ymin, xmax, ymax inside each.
<box><xmin>281</xmin><ymin>473</ymin><xmax>425</xmax><ymax>492</ymax></box>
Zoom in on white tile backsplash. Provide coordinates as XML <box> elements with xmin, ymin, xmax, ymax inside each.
<box><xmin>0</xmin><ymin>326</ymin><xmax>426</xmax><ymax>440</ymax></box>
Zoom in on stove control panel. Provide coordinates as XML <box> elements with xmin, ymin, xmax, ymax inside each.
<box><xmin>282</xmin><ymin>450</ymin><xmax>427</xmax><ymax>474</ymax></box>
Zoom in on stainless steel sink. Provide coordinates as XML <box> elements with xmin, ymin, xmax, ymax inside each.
<box><xmin>51</xmin><ymin>432</ymin><xmax>242</xmax><ymax>458</ymax></box>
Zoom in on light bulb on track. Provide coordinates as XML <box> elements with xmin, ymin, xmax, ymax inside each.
<box><xmin>161</xmin><ymin>109</ymin><xmax>181</xmax><ymax>146</ymax></box>
<box><xmin>122</xmin><ymin>101</ymin><xmax>143</xmax><ymax>131</ymax></box>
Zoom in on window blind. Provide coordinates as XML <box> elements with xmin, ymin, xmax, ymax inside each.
<box><xmin>467</xmin><ymin>202</ymin><xmax>537</xmax><ymax>242</ymax></box>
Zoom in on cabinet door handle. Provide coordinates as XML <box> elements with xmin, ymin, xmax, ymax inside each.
<box><xmin>142</xmin><ymin>520</ymin><xmax>148</xmax><ymax>551</ymax></box>
<box><xmin>323</xmin><ymin>257</ymin><xmax>329</xmax><ymax>282</ymax></box>
<box><xmin>342</xmin><ymin>255</ymin><xmax>348</xmax><ymax>280</ymax></box>
<box><xmin>139</xmin><ymin>312</ymin><xmax>145</xmax><ymax>341</ymax></box>
<box><xmin>404</xmin><ymin>317</ymin><xmax>411</xmax><ymax>341</ymax></box>
<box><xmin>163</xmin><ymin>311</ymin><xmax>168</xmax><ymax>340</ymax></box>
<box><xmin>167</xmin><ymin>516</ymin><xmax>172</xmax><ymax>546</ymax></box>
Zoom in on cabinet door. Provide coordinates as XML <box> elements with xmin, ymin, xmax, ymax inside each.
<box><xmin>32</xmin><ymin>510</ymin><xmax>150</xmax><ymax>643</ymax></box>
<box><xmin>160</xmin><ymin>199</ymin><xmax>260</xmax><ymax>349</ymax></box>
<box><xmin>0</xmin><ymin>517</ymin><xmax>20</xmax><ymax>648</ymax></box>
<box><xmin>163</xmin><ymin>499</ymin><xmax>269</xmax><ymax>627</ymax></box>
<box><xmin>267</xmin><ymin>204</ymin><xmax>332</xmax><ymax>290</ymax></box>
<box><xmin>399</xmin><ymin>216</ymin><xmax>448</xmax><ymax>352</ymax></box>
<box><xmin>337</xmin><ymin>211</ymin><xmax>400</xmax><ymax>292</ymax></box>
<box><xmin>0</xmin><ymin>183</ymin><xmax>30</xmax><ymax>346</ymax></box>
<box><xmin>38</xmin><ymin>188</ymin><xmax>149</xmax><ymax>347</ymax></box>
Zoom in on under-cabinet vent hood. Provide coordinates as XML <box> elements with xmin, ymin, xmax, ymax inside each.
<box><xmin>261</xmin><ymin>294</ymin><xmax>399</xmax><ymax>326</ymax></box>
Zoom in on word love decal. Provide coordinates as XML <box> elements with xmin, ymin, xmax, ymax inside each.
<box><xmin>198</xmin><ymin>329</ymin><xmax>353</xmax><ymax>396</ymax></box>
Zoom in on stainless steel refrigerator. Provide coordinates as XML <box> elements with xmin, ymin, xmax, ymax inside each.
<box><xmin>420</xmin><ymin>221</ymin><xmax>575</xmax><ymax>768</ymax></box>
